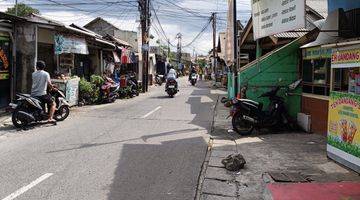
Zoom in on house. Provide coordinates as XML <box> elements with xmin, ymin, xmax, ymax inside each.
<box><xmin>0</xmin><ymin>12</ymin><xmax>120</xmax><ymax>107</ymax></box>
<box><xmin>230</xmin><ymin>1</ymin><xmax>328</xmax><ymax>121</ymax></box>
<box><xmin>84</xmin><ymin>17</ymin><xmax>138</xmax><ymax>52</ymax></box>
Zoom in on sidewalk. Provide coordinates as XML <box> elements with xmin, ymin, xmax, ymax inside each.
<box><xmin>198</xmin><ymin>95</ymin><xmax>360</xmax><ymax>200</ymax></box>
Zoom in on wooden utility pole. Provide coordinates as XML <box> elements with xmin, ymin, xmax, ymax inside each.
<box><xmin>233</xmin><ymin>0</ymin><xmax>238</xmax><ymax>95</ymax></box>
<box><xmin>139</xmin><ymin>0</ymin><xmax>150</xmax><ymax>92</ymax></box>
<box><xmin>212</xmin><ymin>12</ymin><xmax>217</xmax><ymax>77</ymax></box>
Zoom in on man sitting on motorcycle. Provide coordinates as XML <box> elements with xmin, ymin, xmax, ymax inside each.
<box><xmin>189</xmin><ymin>66</ymin><xmax>197</xmax><ymax>81</ymax></box>
<box><xmin>31</xmin><ymin>61</ymin><xmax>57</xmax><ymax>123</ymax></box>
<box><xmin>166</xmin><ymin>67</ymin><xmax>178</xmax><ymax>90</ymax></box>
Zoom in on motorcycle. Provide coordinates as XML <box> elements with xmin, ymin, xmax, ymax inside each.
<box><xmin>155</xmin><ymin>74</ymin><xmax>165</xmax><ymax>86</ymax></box>
<box><xmin>165</xmin><ymin>78</ymin><xmax>178</xmax><ymax>98</ymax></box>
<box><xmin>226</xmin><ymin>81</ymin><xmax>301</xmax><ymax>135</ymax></box>
<box><xmin>100</xmin><ymin>77</ymin><xmax>120</xmax><ymax>103</ymax></box>
<box><xmin>127</xmin><ymin>72</ymin><xmax>139</xmax><ymax>97</ymax></box>
<box><xmin>10</xmin><ymin>89</ymin><xmax>70</xmax><ymax>128</ymax></box>
<box><xmin>190</xmin><ymin>73</ymin><xmax>197</xmax><ymax>86</ymax></box>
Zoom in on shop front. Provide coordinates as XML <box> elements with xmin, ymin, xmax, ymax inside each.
<box><xmin>0</xmin><ymin>32</ymin><xmax>11</xmax><ymax>108</ymax></box>
<box><xmin>327</xmin><ymin>44</ymin><xmax>360</xmax><ymax>173</ymax></box>
<box><xmin>301</xmin><ymin>46</ymin><xmax>333</xmax><ymax>135</ymax></box>
<box><xmin>52</xmin><ymin>34</ymin><xmax>89</xmax><ymax>106</ymax></box>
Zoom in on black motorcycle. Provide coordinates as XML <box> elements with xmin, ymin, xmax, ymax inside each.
<box><xmin>226</xmin><ymin>86</ymin><xmax>297</xmax><ymax>135</ymax></box>
<box><xmin>190</xmin><ymin>73</ymin><xmax>197</xmax><ymax>86</ymax></box>
<box><xmin>10</xmin><ymin>90</ymin><xmax>70</xmax><ymax>128</ymax></box>
<box><xmin>166</xmin><ymin>78</ymin><xmax>178</xmax><ymax>98</ymax></box>
<box><xmin>127</xmin><ymin>72</ymin><xmax>139</xmax><ymax>97</ymax></box>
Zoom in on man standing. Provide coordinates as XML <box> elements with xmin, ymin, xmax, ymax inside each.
<box><xmin>31</xmin><ymin>61</ymin><xmax>56</xmax><ymax>123</ymax></box>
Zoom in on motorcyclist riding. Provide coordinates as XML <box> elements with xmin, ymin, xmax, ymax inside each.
<box><xmin>189</xmin><ymin>66</ymin><xmax>197</xmax><ymax>81</ymax></box>
<box><xmin>166</xmin><ymin>67</ymin><xmax>178</xmax><ymax>90</ymax></box>
<box><xmin>31</xmin><ymin>61</ymin><xmax>57</xmax><ymax>123</ymax></box>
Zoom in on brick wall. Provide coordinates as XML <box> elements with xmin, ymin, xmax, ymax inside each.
<box><xmin>301</xmin><ymin>96</ymin><xmax>329</xmax><ymax>135</ymax></box>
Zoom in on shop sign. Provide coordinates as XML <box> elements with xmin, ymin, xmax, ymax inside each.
<box><xmin>0</xmin><ymin>73</ymin><xmax>9</xmax><ymax>80</ymax></box>
<box><xmin>303</xmin><ymin>47</ymin><xmax>332</xmax><ymax>60</ymax></box>
<box><xmin>54</xmin><ymin>34</ymin><xmax>89</xmax><ymax>55</ymax></box>
<box><xmin>328</xmin><ymin>91</ymin><xmax>360</xmax><ymax>169</ymax></box>
<box><xmin>252</xmin><ymin>0</ymin><xmax>306</xmax><ymax>40</ymax></box>
<box><xmin>331</xmin><ymin>48</ymin><xmax>360</xmax><ymax>68</ymax></box>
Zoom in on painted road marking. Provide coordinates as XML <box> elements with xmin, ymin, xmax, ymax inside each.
<box><xmin>2</xmin><ymin>173</ymin><xmax>53</xmax><ymax>200</ymax></box>
<box><xmin>141</xmin><ymin>106</ymin><xmax>162</xmax><ymax>119</ymax></box>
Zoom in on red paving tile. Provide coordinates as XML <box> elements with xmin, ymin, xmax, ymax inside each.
<box><xmin>266</xmin><ymin>182</ymin><xmax>360</xmax><ymax>200</ymax></box>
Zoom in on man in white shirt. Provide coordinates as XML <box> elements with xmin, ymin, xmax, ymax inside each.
<box><xmin>31</xmin><ymin>61</ymin><xmax>56</xmax><ymax>122</ymax></box>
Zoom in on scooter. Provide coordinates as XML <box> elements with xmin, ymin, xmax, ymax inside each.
<box><xmin>100</xmin><ymin>77</ymin><xmax>120</xmax><ymax>103</ymax></box>
<box><xmin>190</xmin><ymin>73</ymin><xmax>197</xmax><ymax>86</ymax></box>
<box><xmin>226</xmin><ymin>80</ymin><xmax>301</xmax><ymax>135</ymax></box>
<box><xmin>10</xmin><ymin>89</ymin><xmax>70</xmax><ymax>128</ymax></box>
<box><xmin>155</xmin><ymin>74</ymin><xmax>165</xmax><ymax>86</ymax></box>
<box><xmin>127</xmin><ymin>72</ymin><xmax>139</xmax><ymax>97</ymax></box>
<box><xmin>166</xmin><ymin>78</ymin><xmax>178</xmax><ymax>98</ymax></box>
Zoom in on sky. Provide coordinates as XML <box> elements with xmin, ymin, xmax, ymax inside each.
<box><xmin>0</xmin><ymin>0</ymin><xmax>252</xmax><ymax>55</ymax></box>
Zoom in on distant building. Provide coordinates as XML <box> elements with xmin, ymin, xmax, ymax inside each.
<box><xmin>84</xmin><ymin>17</ymin><xmax>138</xmax><ymax>52</ymax></box>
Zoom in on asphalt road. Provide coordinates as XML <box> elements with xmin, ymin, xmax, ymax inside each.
<box><xmin>0</xmin><ymin>78</ymin><xmax>220</xmax><ymax>200</ymax></box>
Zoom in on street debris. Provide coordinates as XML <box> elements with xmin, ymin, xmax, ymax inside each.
<box><xmin>221</xmin><ymin>153</ymin><xmax>246</xmax><ymax>171</ymax></box>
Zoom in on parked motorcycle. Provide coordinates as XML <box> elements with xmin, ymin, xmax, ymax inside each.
<box><xmin>226</xmin><ymin>81</ymin><xmax>301</xmax><ymax>135</ymax></box>
<box><xmin>190</xmin><ymin>73</ymin><xmax>197</xmax><ymax>86</ymax></box>
<box><xmin>10</xmin><ymin>89</ymin><xmax>70</xmax><ymax>128</ymax></box>
<box><xmin>166</xmin><ymin>78</ymin><xmax>178</xmax><ymax>98</ymax></box>
<box><xmin>100</xmin><ymin>77</ymin><xmax>120</xmax><ymax>103</ymax></box>
<box><xmin>155</xmin><ymin>74</ymin><xmax>165</xmax><ymax>86</ymax></box>
<box><xmin>127</xmin><ymin>72</ymin><xmax>139</xmax><ymax>97</ymax></box>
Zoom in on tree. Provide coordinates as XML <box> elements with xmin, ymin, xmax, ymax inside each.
<box><xmin>5</xmin><ymin>3</ymin><xmax>40</xmax><ymax>17</ymax></box>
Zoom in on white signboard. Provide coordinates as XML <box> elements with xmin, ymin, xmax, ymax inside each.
<box><xmin>55</xmin><ymin>35</ymin><xmax>89</xmax><ymax>55</ymax></box>
<box><xmin>252</xmin><ymin>0</ymin><xmax>306</xmax><ymax>40</ymax></box>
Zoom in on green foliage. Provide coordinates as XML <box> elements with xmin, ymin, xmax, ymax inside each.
<box><xmin>79</xmin><ymin>78</ymin><xmax>100</xmax><ymax>104</ymax></box>
<box><xmin>197</xmin><ymin>59</ymin><xmax>207</xmax><ymax>68</ymax></box>
<box><xmin>5</xmin><ymin>3</ymin><xmax>40</xmax><ymax>17</ymax></box>
<box><xmin>90</xmin><ymin>75</ymin><xmax>104</xmax><ymax>86</ymax></box>
<box><xmin>328</xmin><ymin>136</ymin><xmax>360</xmax><ymax>157</ymax></box>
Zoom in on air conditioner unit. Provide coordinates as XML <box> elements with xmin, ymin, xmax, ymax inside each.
<box><xmin>297</xmin><ymin>113</ymin><xmax>311</xmax><ymax>133</ymax></box>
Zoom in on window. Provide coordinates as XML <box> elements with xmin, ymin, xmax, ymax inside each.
<box><xmin>302</xmin><ymin>58</ymin><xmax>331</xmax><ymax>96</ymax></box>
<box><xmin>333</xmin><ymin>67</ymin><xmax>360</xmax><ymax>95</ymax></box>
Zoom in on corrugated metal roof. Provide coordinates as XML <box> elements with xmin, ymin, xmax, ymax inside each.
<box><xmin>273</xmin><ymin>29</ymin><xmax>308</xmax><ymax>38</ymax></box>
<box><xmin>306</xmin><ymin>0</ymin><xmax>328</xmax><ymax>18</ymax></box>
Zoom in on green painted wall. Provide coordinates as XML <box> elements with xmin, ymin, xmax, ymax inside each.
<box><xmin>238</xmin><ymin>39</ymin><xmax>302</xmax><ymax>117</ymax></box>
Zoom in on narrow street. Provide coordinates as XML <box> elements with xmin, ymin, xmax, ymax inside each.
<box><xmin>0</xmin><ymin>78</ymin><xmax>218</xmax><ymax>200</ymax></box>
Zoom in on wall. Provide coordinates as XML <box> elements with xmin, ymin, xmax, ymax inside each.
<box><xmin>114</xmin><ymin>30</ymin><xmax>138</xmax><ymax>52</ymax></box>
<box><xmin>85</xmin><ymin>20</ymin><xmax>115</xmax><ymax>37</ymax></box>
<box><xmin>239</xmin><ymin>38</ymin><xmax>302</xmax><ymax>117</ymax></box>
<box><xmin>302</xmin><ymin>95</ymin><xmax>329</xmax><ymax>135</ymax></box>
<box><xmin>15</xmin><ymin>22</ymin><xmax>37</xmax><ymax>93</ymax></box>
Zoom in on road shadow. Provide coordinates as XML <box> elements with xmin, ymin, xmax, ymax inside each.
<box><xmin>107</xmin><ymin>137</ymin><xmax>208</xmax><ymax>200</ymax></box>
<box><xmin>47</xmin><ymin>128</ymin><xmax>202</xmax><ymax>153</ymax></box>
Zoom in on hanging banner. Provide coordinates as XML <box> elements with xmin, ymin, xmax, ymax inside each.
<box><xmin>54</xmin><ymin>34</ymin><xmax>89</xmax><ymax>55</ymax></box>
<box><xmin>332</xmin><ymin>48</ymin><xmax>360</xmax><ymax>68</ymax></box>
<box><xmin>251</xmin><ymin>0</ymin><xmax>306</xmax><ymax>40</ymax></box>
<box><xmin>327</xmin><ymin>92</ymin><xmax>360</xmax><ymax>172</ymax></box>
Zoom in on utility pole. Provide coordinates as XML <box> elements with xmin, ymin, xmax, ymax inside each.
<box><xmin>15</xmin><ymin>0</ymin><xmax>18</xmax><ymax>16</ymax></box>
<box><xmin>167</xmin><ymin>39</ymin><xmax>170</xmax><ymax>62</ymax></box>
<box><xmin>212</xmin><ymin>12</ymin><xmax>217</xmax><ymax>78</ymax></box>
<box><xmin>176</xmin><ymin>33</ymin><xmax>182</xmax><ymax>66</ymax></box>
<box><xmin>233</xmin><ymin>0</ymin><xmax>238</xmax><ymax>95</ymax></box>
<box><xmin>139</xmin><ymin>0</ymin><xmax>150</xmax><ymax>92</ymax></box>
